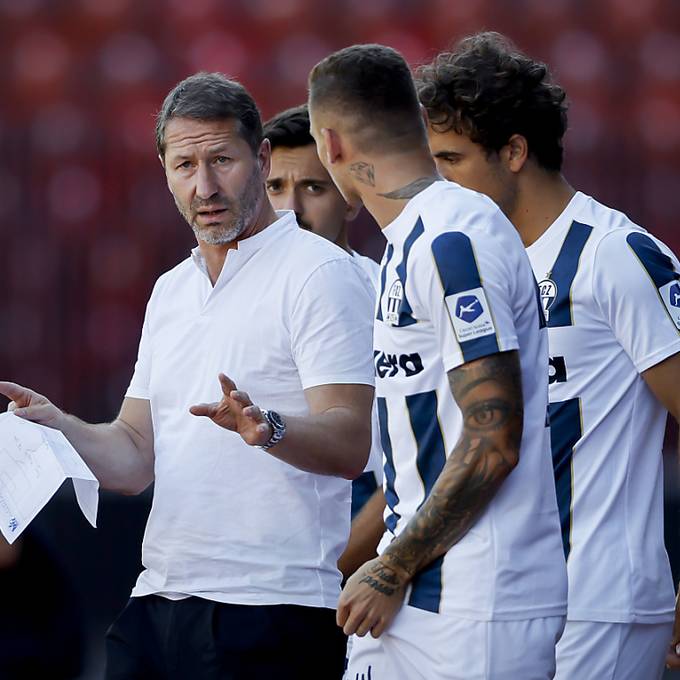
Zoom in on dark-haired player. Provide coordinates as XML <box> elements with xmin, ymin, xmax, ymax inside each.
<box><xmin>418</xmin><ymin>31</ymin><xmax>680</xmax><ymax>679</ymax></box>
<box><xmin>309</xmin><ymin>43</ymin><xmax>567</xmax><ymax>679</ymax></box>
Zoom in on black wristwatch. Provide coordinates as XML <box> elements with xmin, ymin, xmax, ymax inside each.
<box><xmin>258</xmin><ymin>409</ymin><xmax>287</xmax><ymax>450</ymax></box>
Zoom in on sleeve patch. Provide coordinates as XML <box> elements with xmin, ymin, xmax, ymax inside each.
<box><xmin>445</xmin><ymin>286</ymin><xmax>497</xmax><ymax>342</ymax></box>
<box><xmin>659</xmin><ymin>280</ymin><xmax>680</xmax><ymax>329</ymax></box>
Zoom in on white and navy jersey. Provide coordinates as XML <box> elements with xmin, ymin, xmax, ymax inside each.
<box><xmin>375</xmin><ymin>181</ymin><xmax>567</xmax><ymax>620</ymax></box>
<box><xmin>527</xmin><ymin>191</ymin><xmax>680</xmax><ymax>623</ymax></box>
<box><xmin>349</xmin><ymin>250</ymin><xmax>384</xmax><ymax>517</ymax></box>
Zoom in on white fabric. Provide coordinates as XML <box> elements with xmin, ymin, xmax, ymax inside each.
<box><xmin>554</xmin><ymin>620</ymin><xmax>672</xmax><ymax>680</ymax></box>
<box><xmin>350</xmin><ymin>249</ymin><xmax>384</xmax><ymax>486</ymax></box>
<box><xmin>126</xmin><ymin>210</ymin><xmax>375</xmax><ymax>608</ymax></box>
<box><xmin>346</xmin><ymin>605</ymin><xmax>565</xmax><ymax>680</ymax></box>
<box><xmin>527</xmin><ymin>191</ymin><xmax>679</xmax><ymax>623</ymax></box>
<box><xmin>374</xmin><ymin>180</ymin><xmax>567</xmax><ymax>620</ymax></box>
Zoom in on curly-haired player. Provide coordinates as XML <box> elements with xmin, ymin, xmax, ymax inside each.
<box><xmin>418</xmin><ymin>31</ymin><xmax>680</xmax><ymax>679</ymax></box>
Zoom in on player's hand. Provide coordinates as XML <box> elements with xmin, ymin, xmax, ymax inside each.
<box><xmin>189</xmin><ymin>373</ymin><xmax>271</xmax><ymax>446</ymax></box>
<box><xmin>0</xmin><ymin>381</ymin><xmax>64</xmax><ymax>429</ymax></box>
<box><xmin>666</xmin><ymin>588</ymin><xmax>680</xmax><ymax>670</ymax></box>
<box><xmin>337</xmin><ymin>556</ymin><xmax>409</xmax><ymax>638</ymax></box>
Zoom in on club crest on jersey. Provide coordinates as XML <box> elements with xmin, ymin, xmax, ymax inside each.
<box><xmin>539</xmin><ymin>278</ymin><xmax>558</xmax><ymax>322</ymax></box>
<box><xmin>386</xmin><ymin>279</ymin><xmax>404</xmax><ymax>325</ymax></box>
<box><xmin>445</xmin><ymin>286</ymin><xmax>496</xmax><ymax>342</ymax></box>
<box><xmin>659</xmin><ymin>279</ymin><xmax>680</xmax><ymax>329</ymax></box>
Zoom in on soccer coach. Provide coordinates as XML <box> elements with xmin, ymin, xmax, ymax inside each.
<box><xmin>0</xmin><ymin>72</ymin><xmax>375</xmax><ymax>680</ymax></box>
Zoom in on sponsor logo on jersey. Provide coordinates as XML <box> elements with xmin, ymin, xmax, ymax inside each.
<box><xmin>659</xmin><ymin>280</ymin><xmax>680</xmax><ymax>329</ymax></box>
<box><xmin>386</xmin><ymin>280</ymin><xmax>404</xmax><ymax>325</ymax></box>
<box><xmin>549</xmin><ymin>355</ymin><xmax>567</xmax><ymax>384</ymax></box>
<box><xmin>374</xmin><ymin>350</ymin><xmax>424</xmax><ymax>379</ymax></box>
<box><xmin>445</xmin><ymin>286</ymin><xmax>496</xmax><ymax>343</ymax></box>
<box><xmin>539</xmin><ymin>278</ymin><xmax>557</xmax><ymax>322</ymax></box>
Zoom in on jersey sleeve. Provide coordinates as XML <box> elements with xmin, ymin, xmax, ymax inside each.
<box><xmin>592</xmin><ymin>230</ymin><xmax>680</xmax><ymax>373</ymax></box>
<box><xmin>291</xmin><ymin>257</ymin><xmax>376</xmax><ymax>390</ymax></box>
<box><xmin>422</xmin><ymin>228</ymin><xmax>519</xmax><ymax>372</ymax></box>
<box><xmin>125</xmin><ymin>300</ymin><xmax>152</xmax><ymax>400</ymax></box>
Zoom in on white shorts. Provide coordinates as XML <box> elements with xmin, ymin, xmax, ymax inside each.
<box><xmin>346</xmin><ymin>604</ymin><xmax>565</xmax><ymax>680</ymax></box>
<box><xmin>554</xmin><ymin>620</ymin><xmax>673</xmax><ymax>680</ymax></box>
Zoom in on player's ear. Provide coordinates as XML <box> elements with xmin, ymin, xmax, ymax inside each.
<box><xmin>504</xmin><ymin>134</ymin><xmax>529</xmax><ymax>173</ymax></box>
<box><xmin>257</xmin><ymin>138</ymin><xmax>272</xmax><ymax>178</ymax></box>
<box><xmin>345</xmin><ymin>201</ymin><xmax>361</xmax><ymax>221</ymax></box>
<box><xmin>321</xmin><ymin>127</ymin><xmax>343</xmax><ymax>166</ymax></box>
<box><xmin>420</xmin><ymin>103</ymin><xmax>430</xmax><ymax>130</ymax></box>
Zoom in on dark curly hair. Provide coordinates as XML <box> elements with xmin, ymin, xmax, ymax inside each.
<box><xmin>416</xmin><ymin>32</ymin><xmax>568</xmax><ymax>171</ymax></box>
<box><xmin>263</xmin><ymin>104</ymin><xmax>313</xmax><ymax>151</ymax></box>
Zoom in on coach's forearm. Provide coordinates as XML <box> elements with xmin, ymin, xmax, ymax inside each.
<box><xmin>267</xmin><ymin>406</ymin><xmax>370</xmax><ymax>479</ymax></box>
<box><xmin>57</xmin><ymin>414</ymin><xmax>154</xmax><ymax>494</ymax></box>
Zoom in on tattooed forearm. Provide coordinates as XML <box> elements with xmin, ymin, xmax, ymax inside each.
<box><xmin>349</xmin><ymin>161</ymin><xmax>375</xmax><ymax>186</ymax></box>
<box><xmin>377</xmin><ymin>176</ymin><xmax>439</xmax><ymax>200</ymax></box>
<box><xmin>382</xmin><ymin>351</ymin><xmax>524</xmax><ymax>578</ymax></box>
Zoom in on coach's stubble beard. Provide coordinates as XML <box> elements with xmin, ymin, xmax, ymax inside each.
<box><xmin>176</xmin><ymin>165</ymin><xmax>263</xmax><ymax>246</ymax></box>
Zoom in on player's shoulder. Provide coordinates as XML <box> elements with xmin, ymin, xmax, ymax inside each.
<box><xmin>351</xmin><ymin>250</ymin><xmax>380</xmax><ymax>287</ymax></box>
<box><xmin>574</xmin><ymin>192</ymin><xmax>675</xmax><ymax>265</ymax></box>
<box><xmin>407</xmin><ymin>181</ymin><xmax>524</xmax><ymax>272</ymax></box>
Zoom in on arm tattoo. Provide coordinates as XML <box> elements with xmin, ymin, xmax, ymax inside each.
<box><xmin>349</xmin><ymin>161</ymin><xmax>375</xmax><ymax>187</ymax></box>
<box><xmin>381</xmin><ymin>351</ymin><xmax>524</xmax><ymax>579</ymax></box>
<box><xmin>377</xmin><ymin>176</ymin><xmax>439</xmax><ymax>200</ymax></box>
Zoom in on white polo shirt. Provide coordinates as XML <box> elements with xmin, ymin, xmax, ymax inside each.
<box><xmin>125</xmin><ymin>210</ymin><xmax>375</xmax><ymax>608</ymax></box>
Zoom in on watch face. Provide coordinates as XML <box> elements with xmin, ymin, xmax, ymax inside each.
<box><xmin>269</xmin><ymin>411</ymin><xmax>285</xmax><ymax>430</ymax></box>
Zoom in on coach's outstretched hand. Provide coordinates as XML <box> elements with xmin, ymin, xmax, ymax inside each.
<box><xmin>337</xmin><ymin>556</ymin><xmax>409</xmax><ymax>638</ymax></box>
<box><xmin>190</xmin><ymin>373</ymin><xmax>271</xmax><ymax>447</ymax></box>
<box><xmin>0</xmin><ymin>381</ymin><xmax>64</xmax><ymax>429</ymax></box>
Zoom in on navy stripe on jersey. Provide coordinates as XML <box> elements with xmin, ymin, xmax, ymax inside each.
<box><xmin>626</xmin><ymin>232</ymin><xmax>679</xmax><ymax>288</ymax></box>
<box><xmin>405</xmin><ymin>390</ymin><xmax>447</xmax><ymax>613</ymax></box>
<box><xmin>350</xmin><ymin>471</ymin><xmax>379</xmax><ymax>519</ymax></box>
<box><xmin>389</xmin><ymin>218</ymin><xmax>424</xmax><ymax>327</ymax></box>
<box><xmin>431</xmin><ymin>230</ymin><xmax>501</xmax><ymax>361</ymax></box>
<box><xmin>376</xmin><ymin>244</ymin><xmax>394</xmax><ymax>322</ymax></box>
<box><xmin>548</xmin><ymin>398</ymin><xmax>582</xmax><ymax>560</ymax></box>
<box><xmin>377</xmin><ymin>397</ymin><xmax>400</xmax><ymax>534</ymax></box>
<box><xmin>547</xmin><ymin>221</ymin><xmax>593</xmax><ymax>328</ymax></box>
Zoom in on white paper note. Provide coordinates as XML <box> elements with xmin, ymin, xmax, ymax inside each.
<box><xmin>0</xmin><ymin>412</ymin><xmax>99</xmax><ymax>543</ymax></box>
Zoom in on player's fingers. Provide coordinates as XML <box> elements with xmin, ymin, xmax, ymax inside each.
<box><xmin>343</xmin><ymin>606</ymin><xmax>367</xmax><ymax>636</ymax></box>
<box><xmin>7</xmin><ymin>400</ymin><xmax>16</xmax><ymax>412</ymax></box>
<box><xmin>336</xmin><ymin>600</ymin><xmax>350</xmax><ymax>628</ymax></box>
<box><xmin>370</xmin><ymin>616</ymin><xmax>388</xmax><ymax>638</ymax></box>
<box><xmin>218</xmin><ymin>373</ymin><xmax>237</xmax><ymax>396</ymax></box>
<box><xmin>354</xmin><ymin>611</ymin><xmax>377</xmax><ymax>638</ymax></box>
<box><xmin>189</xmin><ymin>402</ymin><xmax>218</xmax><ymax>418</ymax></box>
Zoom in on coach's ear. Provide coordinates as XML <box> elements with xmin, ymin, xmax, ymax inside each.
<box><xmin>321</xmin><ymin>127</ymin><xmax>343</xmax><ymax>166</ymax></box>
<box><xmin>504</xmin><ymin>134</ymin><xmax>529</xmax><ymax>174</ymax></box>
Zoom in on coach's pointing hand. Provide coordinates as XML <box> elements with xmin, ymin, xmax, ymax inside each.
<box><xmin>190</xmin><ymin>374</ymin><xmax>271</xmax><ymax>447</ymax></box>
